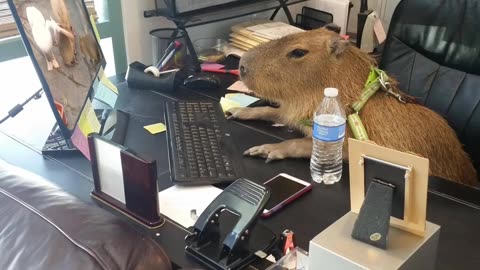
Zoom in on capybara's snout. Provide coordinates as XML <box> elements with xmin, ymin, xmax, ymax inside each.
<box><xmin>239</xmin><ymin>46</ymin><xmax>263</xmax><ymax>90</ymax></box>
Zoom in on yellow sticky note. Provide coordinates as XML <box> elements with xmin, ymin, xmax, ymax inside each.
<box><xmin>225</xmin><ymin>93</ymin><xmax>259</xmax><ymax>107</ymax></box>
<box><xmin>90</xmin><ymin>15</ymin><xmax>101</xmax><ymax>42</ymax></box>
<box><xmin>220</xmin><ymin>97</ymin><xmax>242</xmax><ymax>112</ymax></box>
<box><xmin>144</xmin><ymin>123</ymin><xmax>166</xmax><ymax>134</ymax></box>
<box><xmin>78</xmin><ymin>99</ymin><xmax>101</xmax><ymax>136</ymax></box>
<box><xmin>100</xmin><ymin>73</ymin><xmax>119</xmax><ymax>94</ymax></box>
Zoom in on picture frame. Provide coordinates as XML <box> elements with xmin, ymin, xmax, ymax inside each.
<box><xmin>349</xmin><ymin>139</ymin><xmax>429</xmax><ymax>236</ymax></box>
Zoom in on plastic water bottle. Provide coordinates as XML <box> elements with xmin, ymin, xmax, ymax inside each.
<box><xmin>310</xmin><ymin>88</ymin><xmax>346</xmax><ymax>184</ymax></box>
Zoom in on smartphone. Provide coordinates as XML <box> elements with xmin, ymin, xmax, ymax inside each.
<box><xmin>262</xmin><ymin>173</ymin><xmax>312</xmax><ymax>218</ymax></box>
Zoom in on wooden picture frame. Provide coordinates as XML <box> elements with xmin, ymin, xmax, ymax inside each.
<box><xmin>88</xmin><ymin>134</ymin><xmax>164</xmax><ymax>229</ymax></box>
<box><xmin>348</xmin><ymin>139</ymin><xmax>429</xmax><ymax>236</ymax></box>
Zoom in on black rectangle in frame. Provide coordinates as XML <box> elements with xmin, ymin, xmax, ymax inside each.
<box><xmin>363</xmin><ymin>156</ymin><xmax>407</xmax><ymax>219</ymax></box>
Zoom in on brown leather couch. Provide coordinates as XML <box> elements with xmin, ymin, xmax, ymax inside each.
<box><xmin>0</xmin><ymin>160</ymin><xmax>172</xmax><ymax>270</ymax></box>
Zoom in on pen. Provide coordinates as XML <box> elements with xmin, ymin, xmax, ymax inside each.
<box><xmin>201</xmin><ymin>67</ymin><xmax>240</xmax><ymax>76</ymax></box>
<box><xmin>156</xmin><ymin>41</ymin><xmax>183</xmax><ymax>70</ymax></box>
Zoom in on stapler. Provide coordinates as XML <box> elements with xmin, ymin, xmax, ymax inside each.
<box><xmin>185</xmin><ymin>178</ymin><xmax>276</xmax><ymax>270</ymax></box>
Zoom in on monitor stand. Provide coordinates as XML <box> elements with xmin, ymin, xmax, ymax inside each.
<box><xmin>0</xmin><ymin>88</ymin><xmax>77</xmax><ymax>156</ymax></box>
<box><xmin>41</xmin><ymin>123</ymin><xmax>79</xmax><ymax>156</ymax></box>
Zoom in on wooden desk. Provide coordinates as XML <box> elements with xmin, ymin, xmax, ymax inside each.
<box><xmin>1</xmin><ymin>71</ymin><xmax>480</xmax><ymax>269</ymax></box>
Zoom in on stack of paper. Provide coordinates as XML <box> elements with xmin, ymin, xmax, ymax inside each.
<box><xmin>158</xmin><ymin>185</ymin><xmax>223</xmax><ymax>228</ymax></box>
<box><xmin>229</xmin><ymin>20</ymin><xmax>304</xmax><ymax>54</ymax></box>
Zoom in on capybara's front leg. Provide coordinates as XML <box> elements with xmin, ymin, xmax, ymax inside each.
<box><xmin>243</xmin><ymin>137</ymin><xmax>312</xmax><ymax>163</ymax></box>
<box><xmin>226</xmin><ymin>106</ymin><xmax>282</xmax><ymax>123</ymax></box>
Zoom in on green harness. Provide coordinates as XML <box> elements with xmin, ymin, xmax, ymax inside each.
<box><xmin>299</xmin><ymin>67</ymin><xmax>408</xmax><ymax>140</ymax></box>
<box><xmin>348</xmin><ymin>67</ymin><xmax>407</xmax><ymax>140</ymax></box>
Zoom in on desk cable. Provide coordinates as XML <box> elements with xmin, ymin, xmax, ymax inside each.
<box><xmin>0</xmin><ymin>88</ymin><xmax>43</xmax><ymax>125</ymax></box>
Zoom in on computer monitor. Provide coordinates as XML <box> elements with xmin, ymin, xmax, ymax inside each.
<box><xmin>7</xmin><ymin>0</ymin><xmax>105</xmax><ymax>140</ymax></box>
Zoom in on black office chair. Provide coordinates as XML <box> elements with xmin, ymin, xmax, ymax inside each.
<box><xmin>379</xmin><ymin>0</ymin><xmax>480</xmax><ymax>183</ymax></box>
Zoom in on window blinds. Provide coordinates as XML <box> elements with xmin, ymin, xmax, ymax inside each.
<box><xmin>0</xmin><ymin>0</ymin><xmax>17</xmax><ymax>39</ymax></box>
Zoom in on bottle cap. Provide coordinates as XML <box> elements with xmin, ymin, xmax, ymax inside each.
<box><xmin>324</xmin><ymin>87</ymin><xmax>339</xmax><ymax>97</ymax></box>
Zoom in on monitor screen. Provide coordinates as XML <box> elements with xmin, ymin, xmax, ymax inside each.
<box><xmin>8</xmin><ymin>0</ymin><xmax>105</xmax><ymax>138</ymax></box>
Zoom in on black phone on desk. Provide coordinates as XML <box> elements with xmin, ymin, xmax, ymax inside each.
<box><xmin>262</xmin><ymin>173</ymin><xmax>312</xmax><ymax>218</ymax></box>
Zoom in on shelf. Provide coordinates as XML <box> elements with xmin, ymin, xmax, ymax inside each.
<box><xmin>143</xmin><ymin>0</ymin><xmax>306</xmax><ymax>71</ymax></box>
<box><xmin>144</xmin><ymin>0</ymin><xmax>308</xmax><ymax>28</ymax></box>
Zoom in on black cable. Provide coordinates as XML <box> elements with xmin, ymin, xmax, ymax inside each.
<box><xmin>0</xmin><ymin>88</ymin><xmax>43</xmax><ymax>125</ymax></box>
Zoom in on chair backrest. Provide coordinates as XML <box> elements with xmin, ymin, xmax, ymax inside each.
<box><xmin>380</xmin><ymin>0</ymin><xmax>480</xmax><ymax>176</ymax></box>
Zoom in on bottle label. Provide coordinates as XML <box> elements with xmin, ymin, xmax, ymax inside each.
<box><xmin>313</xmin><ymin>122</ymin><xmax>346</xmax><ymax>142</ymax></box>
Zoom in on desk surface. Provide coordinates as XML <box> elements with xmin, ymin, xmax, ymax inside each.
<box><xmin>1</xmin><ymin>68</ymin><xmax>480</xmax><ymax>269</ymax></box>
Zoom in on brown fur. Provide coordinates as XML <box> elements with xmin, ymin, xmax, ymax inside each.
<box><xmin>51</xmin><ymin>0</ymin><xmax>76</xmax><ymax>66</ymax></box>
<box><xmin>235</xmin><ymin>28</ymin><xmax>477</xmax><ymax>185</ymax></box>
<box><xmin>80</xmin><ymin>34</ymin><xmax>100</xmax><ymax>65</ymax></box>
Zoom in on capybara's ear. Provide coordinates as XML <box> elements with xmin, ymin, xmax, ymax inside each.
<box><xmin>324</xmin><ymin>23</ymin><xmax>341</xmax><ymax>34</ymax></box>
<box><xmin>329</xmin><ymin>37</ymin><xmax>349</xmax><ymax>56</ymax></box>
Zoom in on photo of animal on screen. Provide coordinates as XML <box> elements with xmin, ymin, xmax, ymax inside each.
<box><xmin>9</xmin><ymin>0</ymin><xmax>103</xmax><ymax>130</ymax></box>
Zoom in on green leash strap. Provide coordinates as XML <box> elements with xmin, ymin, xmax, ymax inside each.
<box><xmin>300</xmin><ymin>67</ymin><xmax>401</xmax><ymax>142</ymax></box>
<box><xmin>347</xmin><ymin>67</ymin><xmax>390</xmax><ymax>141</ymax></box>
<box><xmin>351</xmin><ymin>81</ymin><xmax>381</xmax><ymax>112</ymax></box>
<box><xmin>348</xmin><ymin>114</ymin><xmax>369</xmax><ymax>140</ymax></box>
<box><xmin>351</xmin><ymin>67</ymin><xmax>387</xmax><ymax>112</ymax></box>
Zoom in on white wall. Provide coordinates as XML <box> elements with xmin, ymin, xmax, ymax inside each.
<box><xmin>347</xmin><ymin>0</ymin><xmax>401</xmax><ymax>34</ymax></box>
<box><xmin>119</xmin><ymin>0</ymin><xmax>400</xmax><ymax>64</ymax></box>
<box><xmin>382</xmin><ymin>0</ymin><xmax>401</xmax><ymax>31</ymax></box>
<box><xmin>119</xmin><ymin>1</ymin><xmax>302</xmax><ymax>66</ymax></box>
<box><xmin>120</xmin><ymin>0</ymin><xmax>171</xmax><ymax>65</ymax></box>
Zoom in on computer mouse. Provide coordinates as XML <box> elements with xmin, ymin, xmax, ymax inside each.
<box><xmin>183</xmin><ymin>73</ymin><xmax>220</xmax><ymax>89</ymax></box>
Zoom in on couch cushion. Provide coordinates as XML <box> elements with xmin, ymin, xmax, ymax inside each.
<box><xmin>0</xmin><ymin>160</ymin><xmax>172</xmax><ymax>270</ymax></box>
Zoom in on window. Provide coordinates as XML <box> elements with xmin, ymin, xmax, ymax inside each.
<box><xmin>0</xmin><ymin>0</ymin><xmax>17</xmax><ymax>39</ymax></box>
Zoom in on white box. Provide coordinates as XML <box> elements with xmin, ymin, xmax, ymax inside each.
<box><xmin>308</xmin><ymin>212</ymin><xmax>440</xmax><ymax>270</ymax></box>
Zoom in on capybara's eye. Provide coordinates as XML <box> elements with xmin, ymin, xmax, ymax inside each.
<box><xmin>288</xmin><ymin>49</ymin><xmax>309</xmax><ymax>58</ymax></box>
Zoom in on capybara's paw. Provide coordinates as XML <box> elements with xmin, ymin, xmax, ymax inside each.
<box><xmin>243</xmin><ymin>143</ymin><xmax>287</xmax><ymax>163</ymax></box>
<box><xmin>225</xmin><ymin>107</ymin><xmax>254</xmax><ymax>120</ymax></box>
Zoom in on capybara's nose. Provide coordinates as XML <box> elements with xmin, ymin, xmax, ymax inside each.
<box><xmin>240</xmin><ymin>65</ymin><xmax>247</xmax><ymax>77</ymax></box>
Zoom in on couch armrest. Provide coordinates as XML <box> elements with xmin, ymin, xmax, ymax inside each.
<box><xmin>0</xmin><ymin>160</ymin><xmax>172</xmax><ymax>270</ymax></box>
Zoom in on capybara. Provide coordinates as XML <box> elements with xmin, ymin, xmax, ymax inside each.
<box><xmin>227</xmin><ymin>27</ymin><xmax>478</xmax><ymax>186</ymax></box>
<box><xmin>51</xmin><ymin>0</ymin><xmax>76</xmax><ymax>66</ymax></box>
<box><xmin>80</xmin><ymin>34</ymin><xmax>100</xmax><ymax>65</ymax></box>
